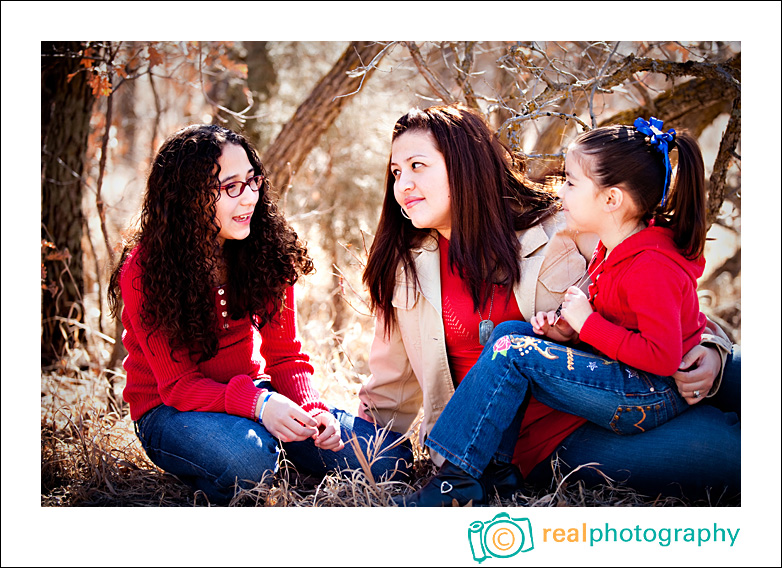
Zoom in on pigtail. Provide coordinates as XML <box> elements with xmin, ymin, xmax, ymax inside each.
<box><xmin>576</xmin><ymin>120</ymin><xmax>708</xmax><ymax>261</ymax></box>
<box><xmin>657</xmin><ymin>133</ymin><xmax>707</xmax><ymax>259</ymax></box>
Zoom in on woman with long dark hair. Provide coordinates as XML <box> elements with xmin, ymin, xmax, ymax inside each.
<box><xmin>109</xmin><ymin>124</ymin><xmax>411</xmax><ymax>504</ymax></box>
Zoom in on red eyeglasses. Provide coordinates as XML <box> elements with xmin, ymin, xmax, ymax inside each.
<box><xmin>216</xmin><ymin>174</ymin><xmax>265</xmax><ymax>198</ymax></box>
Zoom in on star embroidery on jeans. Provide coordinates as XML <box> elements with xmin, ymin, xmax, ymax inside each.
<box><xmin>588</xmin><ymin>361</ymin><xmax>598</xmax><ymax>371</ymax></box>
<box><xmin>626</xmin><ymin>368</ymin><xmax>639</xmax><ymax>378</ymax></box>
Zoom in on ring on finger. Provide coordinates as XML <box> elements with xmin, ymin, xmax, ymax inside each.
<box><xmin>693</xmin><ymin>390</ymin><xmax>700</xmax><ymax>398</ymax></box>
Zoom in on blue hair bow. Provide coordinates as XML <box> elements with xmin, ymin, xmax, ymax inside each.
<box><xmin>634</xmin><ymin>117</ymin><xmax>676</xmax><ymax>207</ymax></box>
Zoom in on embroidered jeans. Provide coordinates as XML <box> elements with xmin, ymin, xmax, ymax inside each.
<box><xmin>426</xmin><ymin>320</ymin><xmax>690</xmax><ymax>479</ymax></box>
<box><xmin>525</xmin><ymin>343</ymin><xmax>740</xmax><ymax>500</ymax></box>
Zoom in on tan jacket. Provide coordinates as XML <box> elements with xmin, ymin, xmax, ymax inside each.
<box><xmin>357</xmin><ymin>213</ymin><xmax>732</xmax><ymax>457</ymax></box>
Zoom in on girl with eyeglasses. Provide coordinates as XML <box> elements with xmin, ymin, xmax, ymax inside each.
<box><xmin>109</xmin><ymin>124</ymin><xmax>412</xmax><ymax>504</ymax></box>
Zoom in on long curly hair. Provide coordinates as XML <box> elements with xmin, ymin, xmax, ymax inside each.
<box><xmin>363</xmin><ymin>104</ymin><xmax>559</xmax><ymax>336</ymax></box>
<box><xmin>108</xmin><ymin>124</ymin><xmax>314</xmax><ymax>361</ymax></box>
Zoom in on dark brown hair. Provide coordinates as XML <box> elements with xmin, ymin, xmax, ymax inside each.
<box><xmin>571</xmin><ymin>124</ymin><xmax>706</xmax><ymax>259</ymax></box>
<box><xmin>363</xmin><ymin>104</ymin><xmax>559</xmax><ymax>336</ymax></box>
<box><xmin>108</xmin><ymin>124</ymin><xmax>313</xmax><ymax>362</ymax></box>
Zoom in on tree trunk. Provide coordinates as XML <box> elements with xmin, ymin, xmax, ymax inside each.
<box><xmin>599</xmin><ymin>75</ymin><xmax>734</xmax><ymax>135</ymax></box>
<box><xmin>601</xmin><ymin>53</ymin><xmax>740</xmax><ymax>133</ymax></box>
<box><xmin>41</xmin><ymin>41</ymin><xmax>96</xmax><ymax>365</ymax></box>
<box><xmin>262</xmin><ymin>41</ymin><xmax>387</xmax><ymax>200</ymax></box>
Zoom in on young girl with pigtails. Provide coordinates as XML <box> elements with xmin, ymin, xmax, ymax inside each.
<box><xmin>393</xmin><ymin>116</ymin><xmax>738</xmax><ymax>507</ymax></box>
<box><xmin>531</xmin><ymin>117</ymin><xmax>709</xmax><ymax>375</ymax></box>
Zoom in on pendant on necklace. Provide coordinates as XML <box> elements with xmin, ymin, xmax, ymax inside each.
<box><xmin>478</xmin><ymin>284</ymin><xmax>497</xmax><ymax>346</ymax></box>
<box><xmin>479</xmin><ymin>319</ymin><xmax>495</xmax><ymax>346</ymax></box>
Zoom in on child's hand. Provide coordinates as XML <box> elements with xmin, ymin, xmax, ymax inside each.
<box><xmin>531</xmin><ymin>310</ymin><xmax>556</xmax><ymax>335</ymax></box>
<box><xmin>258</xmin><ymin>393</ymin><xmax>319</xmax><ymax>443</ymax></box>
<box><xmin>532</xmin><ymin>310</ymin><xmax>576</xmax><ymax>342</ymax></box>
<box><xmin>559</xmin><ymin>286</ymin><xmax>593</xmax><ymax>333</ymax></box>
<box><xmin>552</xmin><ymin>316</ymin><xmax>576</xmax><ymax>340</ymax></box>
<box><xmin>311</xmin><ymin>411</ymin><xmax>345</xmax><ymax>452</ymax></box>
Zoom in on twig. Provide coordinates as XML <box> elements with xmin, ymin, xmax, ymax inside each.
<box><xmin>499</xmin><ymin>110</ymin><xmax>590</xmax><ymax>141</ymax></box>
<box><xmin>449</xmin><ymin>41</ymin><xmax>480</xmax><ymax>110</ymax></box>
<box><xmin>589</xmin><ymin>41</ymin><xmax>620</xmax><ymax>128</ymax></box>
<box><xmin>406</xmin><ymin>42</ymin><xmax>454</xmax><ymax>104</ymax></box>
<box><xmin>82</xmin><ymin>216</ymin><xmax>104</xmax><ymax>334</ymax></box>
<box><xmin>46</xmin><ymin>316</ymin><xmax>117</xmax><ymax>344</ymax></box>
<box><xmin>95</xmin><ymin>42</ymin><xmax>117</xmax><ymax>268</ymax></box>
<box><xmin>197</xmin><ymin>41</ymin><xmax>256</xmax><ymax>125</ymax></box>
<box><xmin>332</xmin><ymin>264</ymin><xmax>372</xmax><ymax>316</ymax></box>
<box><xmin>338</xmin><ymin>239</ymin><xmax>368</xmax><ymax>269</ymax></box>
<box><xmin>286</xmin><ymin>205</ymin><xmax>336</xmax><ymax>223</ymax></box>
<box><xmin>148</xmin><ymin>70</ymin><xmax>162</xmax><ymax>164</ymax></box>
<box><xmin>42</xmin><ymin>223</ymin><xmax>84</xmax><ymax>314</ymax></box>
<box><xmin>333</xmin><ymin>42</ymin><xmax>396</xmax><ymax>102</ymax></box>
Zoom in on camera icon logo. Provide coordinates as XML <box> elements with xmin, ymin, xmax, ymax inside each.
<box><xmin>468</xmin><ymin>512</ymin><xmax>534</xmax><ymax>563</ymax></box>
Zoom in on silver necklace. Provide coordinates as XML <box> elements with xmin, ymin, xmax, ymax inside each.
<box><xmin>477</xmin><ymin>285</ymin><xmax>496</xmax><ymax>346</ymax></box>
<box><xmin>553</xmin><ymin>250</ymin><xmax>609</xmax><ymax>325</ymax></box>
<box><xmin>553</xmin><ymin>224</ymin><xmax>644</xmax><ymax>324</ymax></box>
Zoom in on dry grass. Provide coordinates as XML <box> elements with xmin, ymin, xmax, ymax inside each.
<box><xmin>40</xmin><ymin>350</ymin><xmax>737</xmax><ymax>508</ymax></box>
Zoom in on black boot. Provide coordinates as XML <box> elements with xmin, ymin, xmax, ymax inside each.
<box><xmin>393</xmin><ymin>461</ymin><xmax>486</xmax><ymax>507</ymax></box>
<box><xmin>482</xmin><ymin>460</ymin><xmax>523</xmax><ymax>500</ymax></box>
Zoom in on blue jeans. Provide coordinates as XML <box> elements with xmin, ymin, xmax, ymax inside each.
<box><xmin>426</xmin><ymin>321</ymin><xmax>739</xmax><ymax>499</ymax></box>
<box><xmin>135</xmin><ymin>403</ymin><xmax>412</xmax><ymax>504</ymax></box>
<box><xmin>526</xmin><ymin>343</ymin><xmax>741</xmax><ymax>499</ymax></box>
<box><xmin>428</xmin><ymin>321</ymin><xmax>690</xmax><ymax>477</ymax></box>
<box><xmin>704</xmin><ymin>343</ymin><xmax>741</xmax><ymax>418</ymax></box>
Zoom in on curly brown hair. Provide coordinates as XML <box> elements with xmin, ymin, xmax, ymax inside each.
<box><xmin>108</xmin><ymin>124</ymin><xmax>314</xmax><ymax>361</ymax></box>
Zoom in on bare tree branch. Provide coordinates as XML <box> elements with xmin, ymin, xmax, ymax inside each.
<box><xmin>707</xmin><ymin>96</ymin><xmax>741</xmax><ymax>224</ymax></box>
<box><xmin>148</xmin><ymin>70</ymin><xmax>163</xmax><ymax>164</ymax></box>
<box><xmin>95</xmin><ymin>68</ymin><xmax>115</xmax><ymax>267</ymax></box>
<box><xmin>588</xmin><ymin>41</ymin><xmax>621</xmax><ymax>128</ymax></box>
<box><xmin>600</xmin><ymin>74</ymin><xmax>735</xmax><ymax>133</ymax></box>
<box><xmin>197</xmin><ymin>41</ymin><xmax>260</xmax><ymax>125</ymax></box>
<box><xmin>502</xmin><ymin>47</ymin><xmax>740</xmax><ymax>118</ymax></box>
<box><xmin>449</xmin><ymin>41</ymin><xmax>480</xmax><ymax>111</ymax></box>
<box><xmin>405</xmin><ymin>42</ymin><xmax>454</xmax><ymax>104</ymax></box>
<box><xmin>333</xmin><ymin>42</ymin><xmax>398</xmax><ymax>101</ymax></box>
<box><xmin>500</xmin><ymin>110</ymin><xmax>590</xmax><ymax>149</ymax></box>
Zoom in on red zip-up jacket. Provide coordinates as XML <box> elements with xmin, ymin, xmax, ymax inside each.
<box><xmin>579</xmin><ymin>226</ymin><xmax>707</xmax><ymax>377</ymax></box>
<box><xmin>120</xmin><ymin>246</ymin><xmax>328</xmax><ymax>422</ymax></box>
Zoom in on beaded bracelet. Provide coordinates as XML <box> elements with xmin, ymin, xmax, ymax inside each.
<box><xmin>257</xmin><ymin>391</ymin><xmax>273</xmax><ymax>425</ymax></box>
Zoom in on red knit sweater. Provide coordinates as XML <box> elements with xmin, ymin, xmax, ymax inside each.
<box><xmin>120</xmin><ymin>247</ymin><xmax>328</xmax><ymax>422</ymax></box>
<box><xmin>439</xmin><ymin>236</ymin><xmax>586</xmax><ymax>478</ymax></box>
<box><xmin>579</xmin><ymin>226</ymin><xmax>707</xmax><ymax>377</ymax></box>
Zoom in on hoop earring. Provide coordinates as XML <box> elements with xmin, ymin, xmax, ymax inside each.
<box><xmin>400</xmin><ymin>206</ymin><xmax>411</xmax><ymax>220</ymax></box>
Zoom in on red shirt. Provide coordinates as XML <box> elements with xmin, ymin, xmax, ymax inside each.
<box><xmin>439</xmin><ymin>236</ymin><xmax>586</xmax><ymax>477</ymax></box>
<box><xmin>580</xmin><ymin>226</ymin><xmax>707</xmax><ymax>376</ymax></box>
<box><xmin>120</xmin><ymin>246</ymin><xmax>328</xmax><ymax>422</ymax></box>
